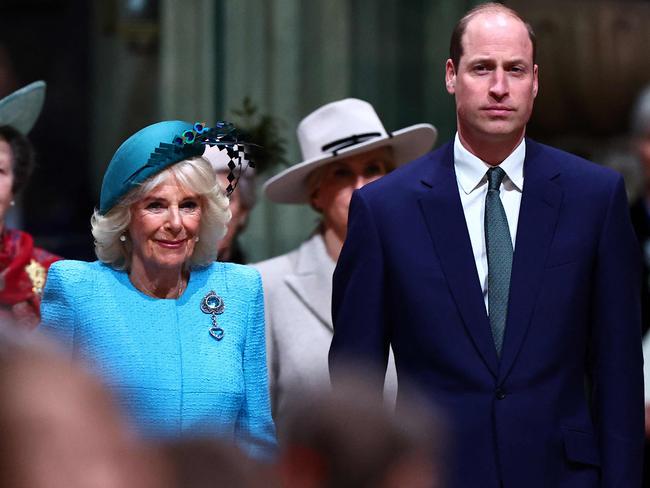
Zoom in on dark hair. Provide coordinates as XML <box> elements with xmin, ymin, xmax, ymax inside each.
<box><xmin>0</xmin><ymin>125</ymin><xmax>35</xmax><ymax>196</ymax></box>
<box><xmin>158</xmin><ymin>438</ymin><xmax>266</xmax><ymax>488</ymax></box>
<box><xmin>449</xmin><ymin>2</ymin><xmax>536</xmax><ymax>70</ymax></box>
<box><xmin>280</xmin><ymin>376</ymin><xmax>441</xmax><ymax>488</ymax></box>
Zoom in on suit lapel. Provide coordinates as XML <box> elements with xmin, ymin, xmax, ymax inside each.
<box><xmin>284</xmin><ymin>234</ymin><xmax>335</xmax><ymax>330</ymax></box>
<box><xmin>498</xmin><ymin>140</ymin><xmax>563</xmax><ymax>381</ymax></box>
<box><xmin>418</xmin><ymin>143</ymin><xmax>499</xmax><ymax>377</ymax></box>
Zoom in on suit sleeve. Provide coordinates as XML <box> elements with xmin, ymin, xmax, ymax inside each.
<box><xmin>236</xmin><ymin>270</ymin><xmax>278</xmax><ymax>460</ymax></box>
<box><xmin>329</xmin><ymin>190</ymin><xmax>391</xmax><ymax>392</ymax></box>
<box><xmin>590</xmin><ymin>175</ymin><xmax>644</xmax><ymax>486</ymax></box>
<box><xmin>38</xmin><ymin>261</ymin><xmax>77</xmax><ymax>354</ymax></box>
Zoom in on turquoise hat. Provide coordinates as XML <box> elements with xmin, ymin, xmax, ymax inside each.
<box><xmin>99</xmin><ymin>120</ymin><xmax>257</xmax><ymax>214</ymax></box>
<box><xmin>0</xmin><ymin>80</ymin><xmax>46</xmax><ymax>134</ymax></box>
<box><xmin>100</xmin><ymin>121</ymin><xmax>198</xmax><ymax>214</ymax></box>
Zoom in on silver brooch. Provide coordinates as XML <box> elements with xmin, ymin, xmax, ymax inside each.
<box><xmin>201</xmin><ymin>291</ymin><xmax>225</xmax><ymax>340</ymax></box>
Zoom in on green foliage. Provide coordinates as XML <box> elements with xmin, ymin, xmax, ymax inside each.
<box><xmin>231</xmin><ymin>97</ymin><xmax>288</xmax><ymax>174</ymax></box>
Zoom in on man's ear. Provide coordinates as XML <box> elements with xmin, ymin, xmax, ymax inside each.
<box><xmin>445</xmin><ymin>59</ymin><xmax>457</xmax><ymax>95</ymax></box>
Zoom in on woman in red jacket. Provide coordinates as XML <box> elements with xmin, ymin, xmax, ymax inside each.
<box><xmin>0</xmin><ymin>82</ymin><xmax>60</xmax><ymax>328</ymax></box>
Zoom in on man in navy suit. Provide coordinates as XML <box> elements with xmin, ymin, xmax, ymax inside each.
<box><xmin>329</xmin><ymin>3</ymin><xmax>644</xmax><ymax>487</ymax></box>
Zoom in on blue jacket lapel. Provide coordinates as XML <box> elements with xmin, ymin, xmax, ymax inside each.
<box><xmin>418</xmin><ymin>143</ymin><xmax>499</xmax><ymax>377</ymax></box>
<box><xmin>498</xmin><ymin>139</ymin><xmax>563</xmax><ymax>381</ymax></box>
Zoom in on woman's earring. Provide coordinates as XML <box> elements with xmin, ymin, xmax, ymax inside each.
<box><xmin>9</xmin><ymin>200</ymin><xmax>15</xmax><ymax>207</ymax></box>
<box><xmin>119</xmin><ymin>235</ymin><xmax>126</xmax><ymax>242</ymax></box>
<box><xmin>195</xmin><ymin>236</ymin><xmax>200</xmax><ymax>242</ymax></box>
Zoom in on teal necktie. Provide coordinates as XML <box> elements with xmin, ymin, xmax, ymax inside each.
<box><xmin>485</xmin><ymin>167</ymin><xmax>512</xmax><ymax>356</ymax></box>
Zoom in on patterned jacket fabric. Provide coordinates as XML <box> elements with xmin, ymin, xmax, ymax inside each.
<box><xmin>39</xmin><ymin>260</ymin><xmax>276</xmax><ymax>459</ymax></box>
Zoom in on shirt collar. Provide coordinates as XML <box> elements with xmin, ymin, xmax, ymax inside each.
<box><xmin>453</xmin><ymin>133</ymin><xmax>525</xmax><ymax>194</ymax></box>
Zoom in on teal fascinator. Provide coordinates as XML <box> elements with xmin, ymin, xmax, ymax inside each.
<box><xmin>0</xmin><ymin>80</ymin><xmax>46</xmax><ymax>134</ymax></box>
<box><xmin>99</xmin><ymin>120</ymin><xmax>255</xmax><ymax>214</ymax></box>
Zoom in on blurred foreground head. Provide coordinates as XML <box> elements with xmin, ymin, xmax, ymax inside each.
<box><xmin>0</xmin><ymin>326</ymin><xmax>162</xmax><ymax>488</ymax></box>
<box><xmin>278</xmin><ymin>372</ymin><xmax>444</xmax><ymax>488</ymax></box>
<box><xmin>156</xmin><ymin>437</ymin><xmax>276</xmax><ymax>488</ymax></box>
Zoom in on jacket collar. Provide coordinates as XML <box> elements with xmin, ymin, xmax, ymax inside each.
<box><xmin>284</xmin><ymin>233</ymin><xmax>336</xmax><ymax>329</ymax></box>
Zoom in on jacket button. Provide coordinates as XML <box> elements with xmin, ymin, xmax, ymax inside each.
<box><xmin>495</xmin><ymin>388</ymin><xmax>506</xmax><ymax>400</ymax></box>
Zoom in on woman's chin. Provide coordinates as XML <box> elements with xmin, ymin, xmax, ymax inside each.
<box><xmin>142</xmin><ymin>252</ymin><xmax>192</xmax><ymax>273</ymax></box>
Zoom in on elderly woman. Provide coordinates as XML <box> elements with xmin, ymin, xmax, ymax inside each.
<box><xmin>0</xmin><ymin>81</ymin><xmax>60</xmax><ymax>328</ymax></box>
<box><xmin>39</xmin><ymin>120</ymin><xmax>276</xmax><ymax>458</ymax></box>
<box><xmin>254</xmin><ymin>99</ymin><xmax>437</xmax><ymax>425</ymax></box>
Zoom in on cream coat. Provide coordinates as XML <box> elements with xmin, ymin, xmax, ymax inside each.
<box><xmin>254</xmin><ymin>233</ymin><xmax>397</xmax><ymax>425</ymax></box>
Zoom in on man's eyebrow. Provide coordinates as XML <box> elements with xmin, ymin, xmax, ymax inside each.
<box><xmin>465</xmin><ymin>56</ymin><xmax>494</xmax><ymax>64</ymax></box>
<box><xmin>466</xmin><ymin>56</ymin><xmax>531</xmax><ymax>66</ymax></box>
<box><xmin>504</xmin><ymin>57</ymin><xmax>530</xmax><ymax>65</ymax></box>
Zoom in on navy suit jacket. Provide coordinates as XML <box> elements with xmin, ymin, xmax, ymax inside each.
<box><xmin>329</xmin><ymin>139</ymin><xmax>644</xmax><ymax>487</ymax></box>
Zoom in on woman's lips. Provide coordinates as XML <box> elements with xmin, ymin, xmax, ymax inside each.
<box><xmin>155</xmin><ymin>239</ymin><xmax>186</xmax><ymax>249</ymax></box>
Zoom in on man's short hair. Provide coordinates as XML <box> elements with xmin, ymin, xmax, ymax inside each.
<box><xmin>449</xmin><ymin>2</ymin><xmax>537</xmax><ymax>70</ymax></box>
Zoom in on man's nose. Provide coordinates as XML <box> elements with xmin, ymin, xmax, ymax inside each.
<box><xmin>489</xmin><ymin>69</ymin><xmax>509</xmax><ymax>99</ymax></box>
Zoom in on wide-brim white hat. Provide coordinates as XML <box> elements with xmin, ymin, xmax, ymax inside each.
<box><xmin>0</xmin><ymin>81</ymin><xmax>46</xmax><ymax>134</ymax></box>
<box><xmin>264</xmin><ymin>98</ymin><xmax>437</xmax><ymax>204</ymax></box>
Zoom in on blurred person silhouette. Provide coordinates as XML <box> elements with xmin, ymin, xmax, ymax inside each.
<box><xmin>0</xmin><ymin>324</ymin><xmax>162</xmax><ymax>488</ymax></box>
<box><xmin>39</xmin><ymin>120</ymin><xmax>276</xmax><ymax>459</ymax></box>
<box><xmin>0</xmin><ymin>44</ymin><xmax>19</xmax><ymax>97</ymax></box>
<box><xmin>629</xmin><ymin>84</ymin><xmax>650</xmax><ymax>487</ymax></box>
<box><xmin>330</xmin><ymin>3</ymin><xmax>643</xmax><ymax>487</ymax></box>
<box><xmin>204</xmin><ymin>99</ymin><xmax>287</xmax><ymax>264</ymax></box>
<box><xmin>156</xmin><ymin>437</ymin><xmax>276</xmax><ymax>488</ymax></box>
<box><xmin>0</xmin><ymin>81</ymin><xmax>61</xmax><ymax>329</ymax></box>
<box><xmin>204</xmin><ymin>145</ymin><xmax>256</xmax><ymax>263</ymax></box>
<box><xmin>277</xmin><ymin>369</ymin><xmax>443</xmax><ymax>488</ymax></box>
<box><xmin>254</xmin><ymin>98</ymin><xmax>436</xmax><ymax>425</ymax></box>
<box><xmin>630</xmin><ymin>85</ymin><xmax>650</xmax><ymax>338</ymax></box>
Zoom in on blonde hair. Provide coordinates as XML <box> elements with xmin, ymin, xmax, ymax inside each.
<box><xmin>91</xmin><ymin>157</ymin><xmax>231</xmax><ymax>270</ymax></box>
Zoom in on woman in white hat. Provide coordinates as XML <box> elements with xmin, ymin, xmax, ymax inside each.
<box><xmin>0</xmin><ymin>81</ymin><xmax>61</xmax><ymax>329</ymax></box>
<box><xmin>254</xmin><ymin>98</ymin><xmax>437</xmax><ymax>425</ymax></box>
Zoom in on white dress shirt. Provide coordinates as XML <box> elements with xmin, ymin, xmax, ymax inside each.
<box><xmin>643</xmin><ymin>333</ymin><xmax>650</xmax><ymax>403</ymax></box>
<box><xmin>453</xmin><ymin>133</ymin><xmax>525</xmax><ymax>313</ymax></box>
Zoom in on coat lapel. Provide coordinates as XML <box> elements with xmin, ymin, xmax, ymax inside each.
<box><xmin>418</xmin><ymin>143</ymin><xmax>499</xmax><ymax>377</ymax></box>
<box><xmin>284</xmin><ymin>234</ymin><xmax>335</xmax><ymax>330</ymax></box>
<box><xmin>498</xmin><ymin>140</ymin><xmax>563</xmax><ymax>381</ymax></box>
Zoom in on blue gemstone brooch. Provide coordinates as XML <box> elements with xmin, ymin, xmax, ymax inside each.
<box><xmin>201</xmin><ymin>291</ymin><xmax>225</xmax><ymax>340</ymax></box>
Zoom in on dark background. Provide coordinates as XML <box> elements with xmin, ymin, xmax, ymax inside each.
<box><xmin>0</xmin><ymin>0</ymin><xmax>648</xmax><ymax>261</ymax></box>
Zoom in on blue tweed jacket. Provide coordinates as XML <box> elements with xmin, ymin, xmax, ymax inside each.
<box><xmin>40</xmin><ymin>260</ymin><xmax>276</xmax><ymax>459</ymax></box>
